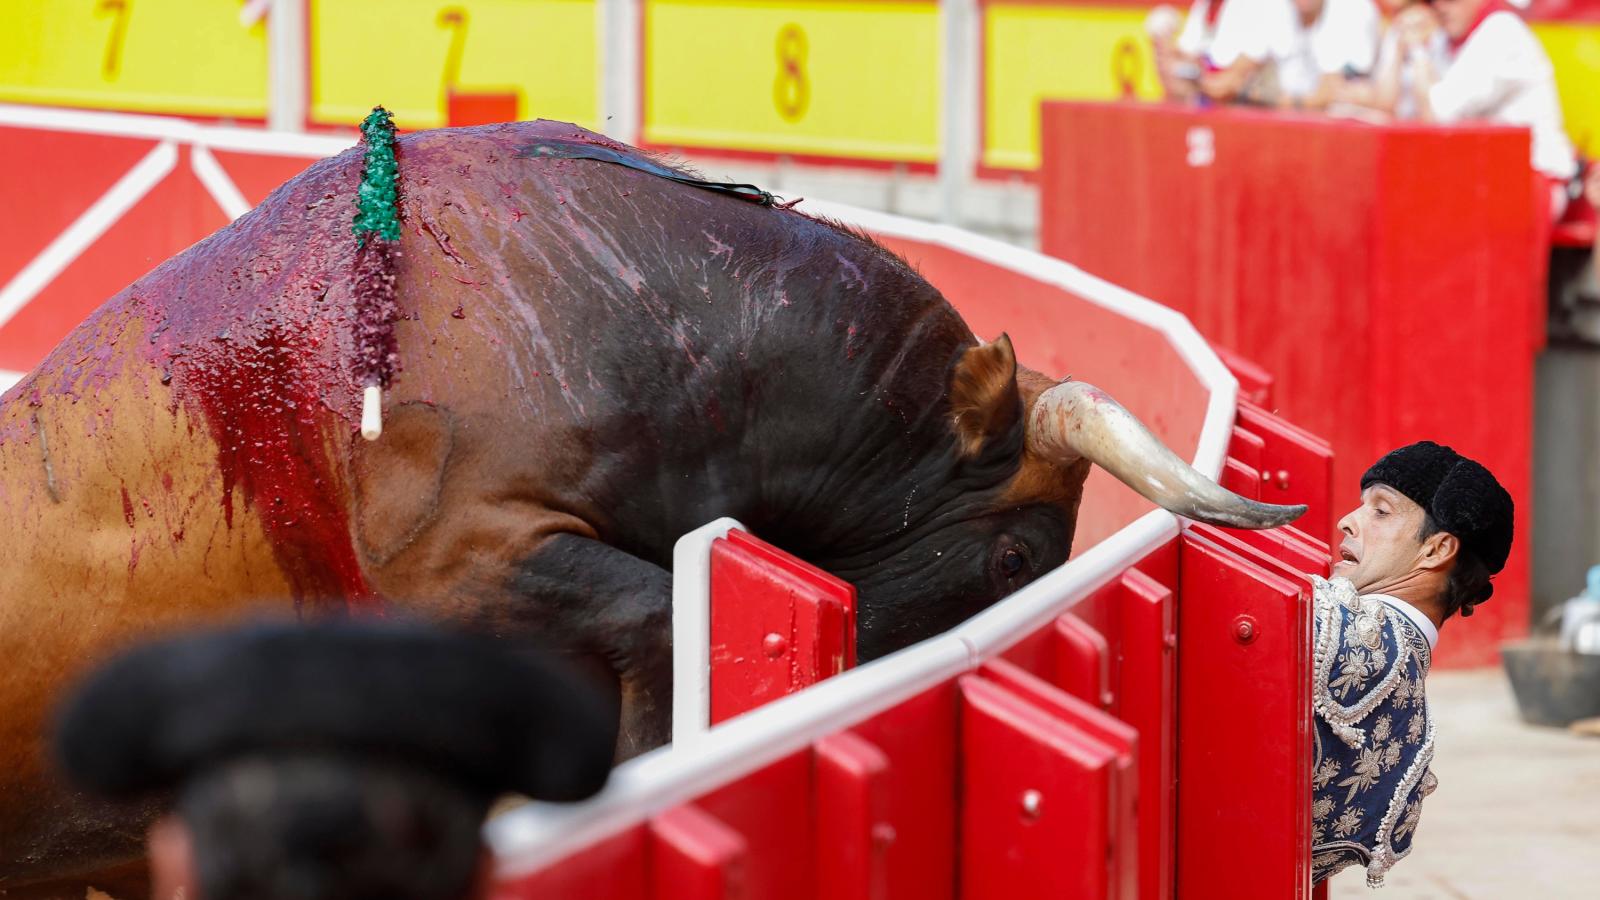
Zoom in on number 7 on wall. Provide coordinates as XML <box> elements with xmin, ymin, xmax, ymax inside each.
<box><xmin>95</xmin><ymin>0</ymin><xmax>131</xmax><ymax>80</ymax></box>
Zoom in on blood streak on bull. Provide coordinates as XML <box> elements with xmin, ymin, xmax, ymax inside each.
<box><xmin>0</xmin><ymin>119</ymin><xmax>1302</xmax><ymax>895</ymax></box>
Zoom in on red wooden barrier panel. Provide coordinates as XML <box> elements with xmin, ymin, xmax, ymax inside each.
<box><xmin>1002</xmin><ymin>542</ymin><xmax>1180</xmax><ymax>900</ymax></box>
<box><xmin>498</xmin><ymin>440</ymin><xmax>1331</xmax><ymax>897</ymax></box>
<box><xmin>1215</xmin><ymin>344</ymin><xmax>1275</xmax><ymax>408</ymax></box>
<box><xmin>1237</xmin><ymin>401</ymin><xmax>1336</xmax><ymax>546</ymax></box>
<box><xmin>494</xmin><ymin>827</ymin><xmax>648</xmax><ymax>900</ymax></box>
<box><xmin>694</xmin><ymin>753</ymin><xmax>816</xmax><ymax>900</ymax></box>
<box><xmin>1040</xmin><ymin>101</ymin><xmax>1535</xmax><ymax>666</ymax></box>
<box><xmin>957</xmin><ymin>669</ymin><xmax>1137</xmax><ymax>900</ymax></box>
<box><xmin>978</xmin><ymin>659</ymin><xmax>1140</xmax><ymax>900</ymax></box>
<box><xmin>1115</xmin><ymin>568</ymin><xmax>1178</xmax><ymax>900</ymax></box>
<box><xmin>650</xmin><ymin>805</ymin><xmax>748</xmax><ymax>899</ymax></box>
<box><xmin>844</xmin><ymin>684</ymin><xmax>961</xmax><ymax>900</ymax></box>
<box><xmin>814</xmin><ymin>731</ymin><xmax>894</xmax><ymax>900</ymax></box>
<box><xmin>1051</xmin><ymin>611</ymin><xmax>1115</xmax><ymax>710</ymax></box>
<box><xmin>1175</xmin><ymin>530</ymin><xmax>1315</xmax><ymax>898</ymax></box>
<box><xmin>709</xmin><ymin>529</ymin><xmax>856</xmax><ymax>725</ymax></box>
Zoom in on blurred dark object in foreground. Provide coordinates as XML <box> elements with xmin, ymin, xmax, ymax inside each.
<box><xmin>55</xmin><ymin>621</ymin><xmax>618</xmax><ymax>900</ymax></box>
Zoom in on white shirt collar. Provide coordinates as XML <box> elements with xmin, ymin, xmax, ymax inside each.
<box><xmin>1365</xmin><ymin>593</ymin><xmax>1439</xmax><ymax>651</ymax></box>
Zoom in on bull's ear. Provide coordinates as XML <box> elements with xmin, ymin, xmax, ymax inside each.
<box><xmin>950</xmin><ymin>334</ymin><xmax>1022</xmax><ymax>460</ymax></box>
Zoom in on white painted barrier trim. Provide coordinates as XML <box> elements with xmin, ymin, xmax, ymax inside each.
<box><xmin>191</xmin><ymin>146</ymin><xmax>253</xmax><ymax>222</ymax></box>
<box><xmin>0</xmin><ymin>104</ymin><xmax>350</xmax><ymax>158</ymax></box>
<box><xmin>671</xmin><ymin>517</ymin><xmax>744</xmax><ymax>748</ymax></box>
<box><xmin>0</xmin><ymin>141</ymin><xmax>177</xmax><ymax>332</ymax></box>
<box><xmin>491</xmin><ymin>509</ymin><xmax>1179</xmax><ymax>877</ymax></box>
<box><xmin>0</xmin><ymin>370</ymin><xmax>21</xmax><ymax>394</ymax></box>
<box><xmin>490</xmin><ymin>201</ymin><xmax>1238</xmax><ymax>875</ymax></box>
<box><xmin>489</xmin><ymin>634</ymin><xmax>976</xmax><ymax>875</ymax></box>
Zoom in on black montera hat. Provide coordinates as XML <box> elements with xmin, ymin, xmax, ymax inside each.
<box><xmin>54</xmin><ymin>621</ymin><xmax>618</xmax><ymax>803</ymax></box>
<box><xmin>1360</xmin><ymin>441</ymin><xmax>1514</xmax><ymax>575</ymax></box>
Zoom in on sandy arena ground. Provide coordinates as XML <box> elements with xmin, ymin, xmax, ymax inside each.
<box><xmin>1326</xmin><ymin>667</ymin><xmax>1600</xmax><ymax>898</ymax></box>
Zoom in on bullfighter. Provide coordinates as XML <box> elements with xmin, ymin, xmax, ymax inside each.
<box><xmin>1311</xmin><ymin>441</ymin><xmax>1513</xmax><ymax>886</ymax></box>
<box><xmin>54</xmin><ymin>621</ymin><xmax>617</xmax><ymax>900</ymax></box>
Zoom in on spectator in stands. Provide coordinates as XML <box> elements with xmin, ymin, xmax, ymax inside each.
<box><xmin>1311</xmin><ymin>442</ymin><xmax>1513</xmax><ymax>886</ymax></box>
<box><xmin>1333</xmin><ymin>1</ymin><xmax>1450</xmax><ymax>118</ymax></box>
<box><xmin>1154</xmin><ymin>0</ymin><xmax>1383</xmax><ymax>109</ymax></box>
<box><xmin>1272</xmin><ymin>0</ymin><xmax>1383</xmax><ymax>111</ymax></box>
<box><xmin>1151</xmin><ymin>0</ymin><xmax>1287</xmax><ymax>104</ymax></box>
<box><xmin>55</xmin><ymin>622</ymin><xmax>618</xmax><ymax>900</ymax></box>
<box><xmin>1393</xmin><ymin>0</ymin><xmax>1578</xmax><ymax>220</ymax></box>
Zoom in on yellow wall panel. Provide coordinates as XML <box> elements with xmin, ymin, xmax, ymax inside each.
<box><xmin>644</xmin><ymin>0</ymin><xmax>941</xmax><ymax>163</ymax></box>
<box><xmin>0</xmin><ymin>0</ymin><xmax>268</xmax><ymax>117</ymax></box>
<box><xmin>984</xmin><ymin>4</ymin><xmax>1161</xmax><ymax>172</ymax></box>
<box><xmin>1534</xmin><ymin>22</ymin><xmax>1600</xmax><ymax>159</ymax></box>
<box><xmin>311</xmin><ymin>0</ymin><xmax>598</xmax><ymax>130</ymax></box>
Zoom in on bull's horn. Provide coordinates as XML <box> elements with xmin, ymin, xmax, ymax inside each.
<box><xmin>1027</xmin><ymin>380</ymin><xmax>1306</xmax><ymax>529</ymax></box>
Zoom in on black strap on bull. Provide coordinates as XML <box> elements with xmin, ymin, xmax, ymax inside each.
<box><xmin>515</xmin><ymin>140</ymin><xmax>802</xmax><ymax>209</ymax></box>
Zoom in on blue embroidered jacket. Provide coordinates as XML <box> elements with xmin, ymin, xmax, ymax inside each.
<box><xmin>1311</xmin><ymin>576</ymin><xmax>1438</xmax><ymax>887</ymax></box>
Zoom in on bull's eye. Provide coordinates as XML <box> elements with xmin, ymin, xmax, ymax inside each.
<box><xmin>1000</xmin><ymin>546</ymin><xmax>1027</xmax><ymax>578</ymax></box>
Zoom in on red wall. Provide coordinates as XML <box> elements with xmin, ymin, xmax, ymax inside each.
<box><xmin>1040</xmin><ymin>102</ymin><xmax>1540</xmax><ymax>667</ymax></box>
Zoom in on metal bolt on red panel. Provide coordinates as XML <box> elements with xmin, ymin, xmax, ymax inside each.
<box><xmin>1233</xmin><ymin>616</ymin><xmax>1257</xmax><ymax>644</ymax></box>
<box><xmin>762</xmin><ymin>632</ymin><xmax>787</xmax><ymax>658</ymax></box>
<box><xmin>1020</xmin><ymin>789</ymin><xmax>1044</xmax><ymax>821</ymax></box>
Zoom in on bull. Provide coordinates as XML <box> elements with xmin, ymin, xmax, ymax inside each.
<box><xmin>0</xmin><ymin>120</ymin><xmax>1299</xmax><ymax>896</ymax></box>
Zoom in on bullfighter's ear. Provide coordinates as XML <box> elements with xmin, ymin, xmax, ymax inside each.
<box><xmin>950</xmin><ymin>334</ymin><xmax>1022</xmax><ymax>460</ymax></box>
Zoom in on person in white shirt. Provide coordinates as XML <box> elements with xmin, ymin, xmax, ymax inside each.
<box><xmin>1155</xmin><ymin>0</ymin><xmax>1381</xmax><ymax>109</ymax></box>
<box><xmin>1397</xmin><ymin>0</ymin><xmax>1578</xmax><ymax>218</ymax></box>
<box><xmin>1334</xmin><ymin>1</ymin><xmax>1451</xmax><ymax>119</ymax></box>
<box><xmin>1274</xmin><ymin>0</ymin><xmax>1383</xmax><ymax>110</ymax></box>
<box><xmin>1151</xmin><ymin>0</ymin><xmax>1294</xmax><ymax>103</ymax></box>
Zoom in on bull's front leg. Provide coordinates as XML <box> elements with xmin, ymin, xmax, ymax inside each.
<box><xmin>495</xmin><ymin>534</ymin><xmax>673</xmax><ymax>760</ymax></box>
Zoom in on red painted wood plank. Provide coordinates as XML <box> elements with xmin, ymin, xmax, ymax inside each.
<box><xmin>1116</xmin><ymin>568</ymin><xmax>1177</xmax><ymax>900</ymax></box>
<box><xmin>692</xmin><ymin>753</ymin><xmax>814</xmax><ymax>900</ymax></box>
<box><xmin>815</xmin><ymin>731</ymin><xmax>893</xmax><ymax>900</ymax></box>
<box><xmin>958</xmin><ymin>674</ymin><xmax>1121</xmax><ymax>900</ymax></box>
<box><xmin>849</xmin><ymin>684</ymin><xmax>960</xmax><ymax>900</ymax></box>
<box><xmin>650</xmin><ymin>806</ymin><xmax>748</xmax><ymax>900</ymax></box>
<box><xmin>709</xmin><ymin>531</ymin><xmax>855</xmax><ymax>724</ymax></box>
<box><xmin>1176</xmin><ymin>532</ymin><xmax>1313</xmax><ymax>899</ymax></box>
<box><xmin>980</xmin><ymin>659</ymin><xmax>1139</xmax><ymax>900</ymax></box>
<box><xmin>1052</xmin><ymin>611</ymin><xmax>1114</xmax><ymax>710</ymax></box>
<box><xmin>494</xmin><ymin>826</ymin><xmax>648</xmax><ymax>900</ymax></box>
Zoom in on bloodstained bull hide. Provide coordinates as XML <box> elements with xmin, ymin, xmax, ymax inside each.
<box><xmin>0</xmin><ymin>120</ymin><xmax>1301</xmax><ymax>894</ymax></box>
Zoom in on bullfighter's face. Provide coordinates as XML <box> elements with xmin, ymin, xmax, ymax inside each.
<box><xmin>1333</xmin><ymin>484</ymin><xmax>1437</xmax><ymax>592</ymax></box>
